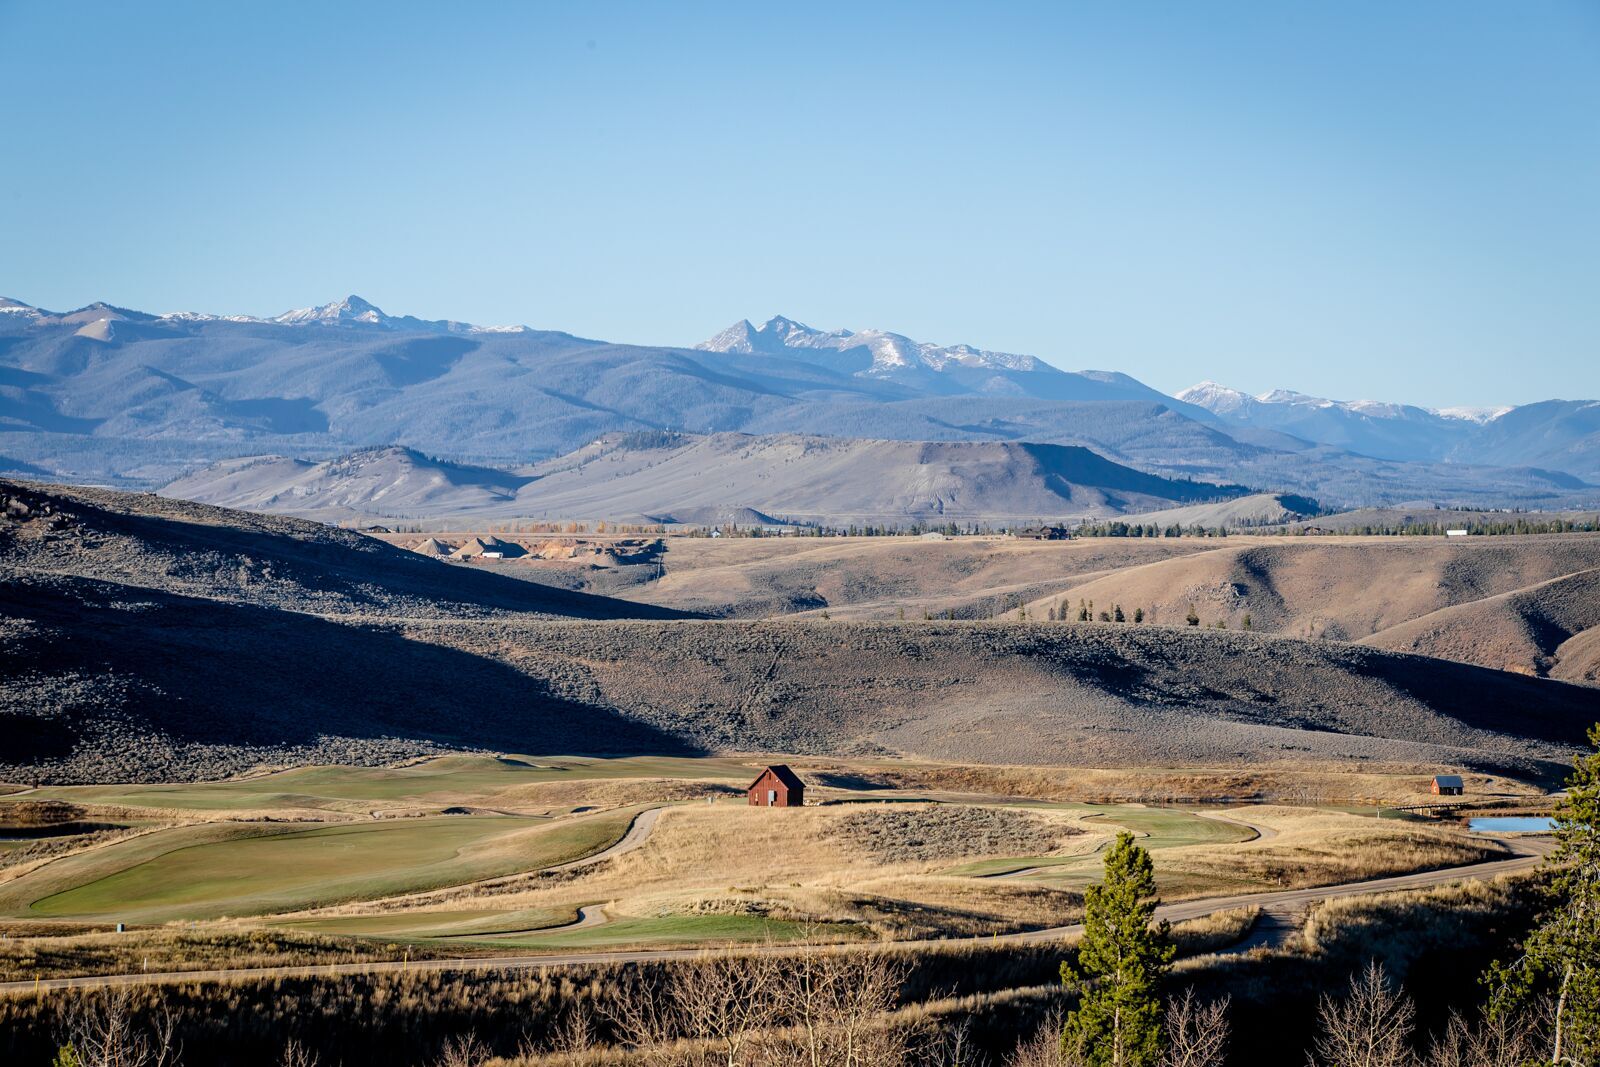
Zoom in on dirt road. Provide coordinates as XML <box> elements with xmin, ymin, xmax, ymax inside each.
<box><xmin>0</xmin><ymin>836</ymin><xmax>1552</xmax><ymax>994</ymax></box>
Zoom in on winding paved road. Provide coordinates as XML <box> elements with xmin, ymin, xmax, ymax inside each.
<box><xmin>0</xmin><ymin>835</ymin><xmax>1553</xmax><ymax>994</ymax></box>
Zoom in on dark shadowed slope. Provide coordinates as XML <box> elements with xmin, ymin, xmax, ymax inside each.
<box><xmin>0</xmin><ymin>479</ymin><xmax>692</xmax><ymax>620</ymax></box>
<box><xmin>0</xmin><ymin>570</ymin><xmax>700</xmax><ymax>783</ymax></box>
<box><xmin>6</xmin><ymin>586</ymin><xmax>1594</xmax><ymax>783</ymax></box>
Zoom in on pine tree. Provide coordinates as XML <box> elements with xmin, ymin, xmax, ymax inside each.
<box><xmin>1133</xmin><ymin>607</ymin><xmax>1144</xmax><ymax>624</ymax></box>
<box><xmin>1113</xmin><ymin>604</ymin><xmax>1126</xmax><ymax>623</ymax></box>
<box><xmin>1185</xmin><ymin>604</ymin><xmax>1200</xmax><ymax>627</ymax></box>
<box><xmin>1062</xmin><ymin>832</ymin><xmax>1174</xmax><ymax>1067</ymax></box>
<box><xmin>1488</xmin><ymin>722</ymin><xmax>1600</xmax><ymax>1063</ymax></box>
<box><xmin>1078</xmin><ymin>600</ymin><xmax>1090</xmax><ymax>622</ymax></box>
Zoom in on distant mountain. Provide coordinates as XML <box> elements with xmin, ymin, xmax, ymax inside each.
<box><xmin>700</xmin><ymin>315</ymin><xmax>1207</xmax><ymax>409</ymax></box>
<box><xmin>1177</xmin><ymin>381</ymin><xmax>1479</xmax><ymax>462</ymax></box>
<box><xmin>164</xmin><ymin>434</ymin><xmax>1252</xmax><ymax>525</ymax></box>
<box><xmin>1179</xmin><ymin>381</ymin><xmax>1600</xmax><ymax>482</ymax></box>
<box><xmin>3</xmin><ymin>293</ymin><xmax>1597</xmax><ymax>508</ymax></box>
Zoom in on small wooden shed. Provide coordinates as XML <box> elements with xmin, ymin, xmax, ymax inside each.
<box><xmin>748</xmin><ymin>765</ymin><xmax>805</xmax><ymax>808</ymax></box>
<box><xmin>1431</xmin><ymin>774</ymin><xmax>1465</xmax><ymax>796</ymax></box>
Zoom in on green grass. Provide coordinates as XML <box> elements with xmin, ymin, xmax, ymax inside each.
<box><xmin>11</xmin><ymin>755</ymin><xmax>758</xmax><ymax>814</ymax></box>
<box><xmin>464</xmin><ymin>913</ymin><xmax>854</xmax><ymax>950</ymax></box>
<box><xmin>945</xmin><ymin>805</ymin><xmax>1254</xmax><ymax>877</ymax></box>
<box><xmin>19</xmin><ymin>810</ymin><xmax>637</xmax><ymax>923</ymax></box>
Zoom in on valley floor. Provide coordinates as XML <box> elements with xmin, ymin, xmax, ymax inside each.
<box><xmin>0</xmin><ymin>753</ymin><xmax>1549</xmax><ymax>981</ymax></box>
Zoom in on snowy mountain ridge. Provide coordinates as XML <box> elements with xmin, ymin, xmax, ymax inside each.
<box><xmin>1179</xmin><ymin>380</ymin><xmax>1511</xmax><ymax>424</ymax></box>
<box><xmin>698</xmin><ymin>315</ymin><xmax>1047</xmax><ymax>375</ymax></box>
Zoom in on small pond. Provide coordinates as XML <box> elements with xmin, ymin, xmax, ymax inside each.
<box><xmin>1468</xmin><ymin>816</ymin><xmax>1555</xmax><ymax>834</ymax></box>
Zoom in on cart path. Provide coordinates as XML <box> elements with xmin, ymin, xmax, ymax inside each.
<box><xmin>546</xmin><ymin>806</ymin><xmax>665</xmax><ymax>874</ymax></box>
<box><xmin>0</xmin><ymin>836</ymin><xmax>1552</xmax><ymax>994</ymax></box>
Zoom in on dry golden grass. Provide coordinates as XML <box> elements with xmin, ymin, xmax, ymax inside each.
<box><xmin>1169</xmin><ymin>906</ymin><xmax>1261</xmax><ymax>955</ymax></box>
<box><xmin>287</xmin><ymin>802</ymin><xmax>1099</xmax><ymax>939</ymax></box>
<box><xmin>1298</xmin><ymin>870</ymin><xmax>1533</xmax><ymax>956</ymax></box>
<box><xmin>300</xmin><ymin>802</ymin><xmax>1500</xmax><ymax>943</ymax></box>
<box><xmin>802</xmin><ymin>760</ymin><xmax>1540</xmax><ymax>806</ymax></box>
<box><xmin>0</xmin><ymin>925</ymin><xmax>449</xmax><ymax>982</ymax></box>
<box><xmin>1145</xmin><ymin>807</ymin><xmax>1504</xmax><ymax>898</ymax></box>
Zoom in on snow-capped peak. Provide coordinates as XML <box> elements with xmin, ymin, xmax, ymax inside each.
<box><xmin>697</xmin><ymin>315</ymin><xmax>1046</xmax><ymax>375</ymax></box>
<box><xmin>1175</xmin><ymin>380</ymin><xmax>1257</xmax><ymax>415</ymax></box>
<box><xmin>261</xmin><ymin>296</ymin><xmax>529</xmax><ymax>334</ymax></box>
<box><xmin>273</xmin><ymin>295</ymin><xmax>389</xmax><ymax>326</ymax></box>
<box><xmin>1433</xmin><ymin>405</ymin><xmax>1512</xmax><ymax>424</ymax></box>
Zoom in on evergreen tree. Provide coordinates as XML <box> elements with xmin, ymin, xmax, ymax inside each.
<box><xmin>1061</xmin><ymin>832</ymin><xmax>1175</xmax><ymax>1067</ymax></box>
<box><xmin>1133</xmin><ymin>607</ymin><xmax>1144</xmax><ymax>624</ymax></box>
<box><xmin>1185</xmin><ymin>604</ymin><xmax>1200</xmax><ymax>627</ymax></box>
<box><xmin>1488</xmin><ymin>722</ymin><xmax>1600</xmax><ymax>1063</ymax></box>
<box><xmin>1078</xmin><ymin>600</ymin><xmax>1091</xmax><ymax>622</ymax></box>
<box><xmin>1113</xmin><ymin>604</ymin><xmax>1126</xmax><ymax>623</ymax></box>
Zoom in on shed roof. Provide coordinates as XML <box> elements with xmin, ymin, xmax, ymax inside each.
<box><xmin>748</xmin><ymin>764</ymin><xmax>805</xmax><ymax>791</ymax></box>
<box><xmin>1433</xmin><ymin>774</ymin><xmax>1465</xmax><ymax>788</ymax></box>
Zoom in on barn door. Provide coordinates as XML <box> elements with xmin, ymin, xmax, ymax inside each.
<box><xmin>767</xmin><ymin>789</ymin><xmax>776</xmax><ymax>806</ymax></box>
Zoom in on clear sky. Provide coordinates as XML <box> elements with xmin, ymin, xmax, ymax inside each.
<box><xmin>2</xmin><ymin>1</ymin><xmax>1597</xmax><ymax>407</ymax></box>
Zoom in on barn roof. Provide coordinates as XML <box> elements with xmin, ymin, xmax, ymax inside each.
<box><xmin>748</xmin><ymin>764</ymin><xmax>805</xmax><ymax>791</ymax></box>
<box><xmin>1433</xmin><ymin>774</ymin><xmax>1464</xmax><ymax>788</ymax></box>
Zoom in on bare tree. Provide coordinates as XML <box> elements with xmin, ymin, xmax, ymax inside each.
<box><xmin>435</xmin><ymin>1033</ymin><xmax>490</xmax><ymax>1067</ymax></box>
<box><xmin>1006</xmin><ymin>1011</ymin><xmax>1089</xmax><ymax>1067</ymax></box>
<box><xmin>1161</xmin><ymin>989</ymin><xmax>1230</xmax><ymax>1067</ymax></box>
<box><xmin>57</xmin><ymin>989</ymin><xmax>181</xmax><ymax>1067</ymax></box>
<box><xmin>278</xmin><ymin>1039</ymin><xmax>319</xmax><ymax>1067</ymax></box>
<box><xmin>919</xmin><ymin>1019</ymin><xmax>989</xmax><ymax>1067</ymax></box>
<box><xmin>670</xmin><ymin>950</ymin><xmax>781</xmax><ymax>1067</ymax></box>
<box><xmin>1308</xmin><ymin>961</ymin><xmax>1418</xmax><ymax>1067</ymax></box>
<box><xmin>1423</xmin><ymin>1007</ymin><xmax>1541</xmax><ymax>1067</ymax></box>
<box><xmin>548</xmin><ymin>1001</ymin><xmax>597</xmax><ymax>1060</ymax></box>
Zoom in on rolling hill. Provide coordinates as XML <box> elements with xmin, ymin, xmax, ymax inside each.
<box><xmin>1020</xmin><ymin>535</ymin><xmax>1600</xmax><ymax>681</ymax></box>
<box><xmin>162</xmin><ymin>434</ymin><xmax>1253</xmax><ymax>525</ymax></box>
<box><xmin>1360</xmin><ymin>567</ymin><xmax>1600</xmax><ymax>683</ymax></box>
<box><xmin>3</xmin><ymin>481</ymin><xmax>1596</xmax><ymax>785</ymax></box>
<box><xmin>0</xmin><ymin>478</ymin><xmax>690</xmax><ymax>620</ymax></box>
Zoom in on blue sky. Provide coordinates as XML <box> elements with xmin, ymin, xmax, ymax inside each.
<box><xmin>2</xmin><ymin>1</ymin><xmax>1596</xmax><ymax>406</ymax></box>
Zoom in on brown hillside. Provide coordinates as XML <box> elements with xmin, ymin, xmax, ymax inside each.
<box><xmin>1027</xmin><ymin>535</ymin><xmax>1600</xmax><ymax>641</ymax></box>
<box><xmin>1360</xmin><ymin>567</ymin><xmax>1600</xmax><ymax>680</ymax></box>
<box><xmin>625</xmin><ymin>535</ymin><xmax>1220</xmax><ymax>618</ymax></box>
<box><xmin>4</xmin><ymin>564</ymin><xmax>1595</xmax><ymax>783</ymax></box>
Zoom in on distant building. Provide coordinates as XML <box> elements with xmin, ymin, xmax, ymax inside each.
<box><xmin>480</xmin><ymin>551</ymin><xmax>504</xmax><ymax>559</ymax></box>
<box><xmin>1014</xmin><ymin>525</ymin><xmax>1071</xmax><ymax>541</ymax></box>
<box><xmin>747</xmin><ymin>764</ymin><xmax>805</xmax><ymax>808</ymax></box>
<box><xmin>1446</xmin><ymin>529</ymin><xmax>1469</xmax><ymax>538</ymax></box>
<box><xmin>1431</xmin><ymin>774</ymin><xmax>1465</xmax><ymax>796</ymax></box>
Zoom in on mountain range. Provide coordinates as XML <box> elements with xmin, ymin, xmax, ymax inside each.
<box><xmin>2</xmin><ymin>295</ymin><xmax>1597</xmax><ymax>511</ymax></box>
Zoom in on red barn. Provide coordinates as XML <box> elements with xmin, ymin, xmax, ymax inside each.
<box><xmin>748</xmin><ymin>765</ymin><xmax>805</xmax><ymax>808</ymax></box>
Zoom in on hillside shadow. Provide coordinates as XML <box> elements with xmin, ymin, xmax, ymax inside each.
<box><xmin>11</xmin><ymin>481</ymin><xmax>695</xmax><ymax>620</ymax></box>
<box><xmin>1</xmin><ymin>574</ymin><xmax>703</xmax><ymax>765</ymax></box>
<box><xmin>1356</xmin><ymin>646</ymin><xmax>1599</xmax><ymax>749</ymax></box>
<box><xmin>372</xmin><ymin>336</ymin><xmax>477</xmax><ymax>386</ymax></box>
